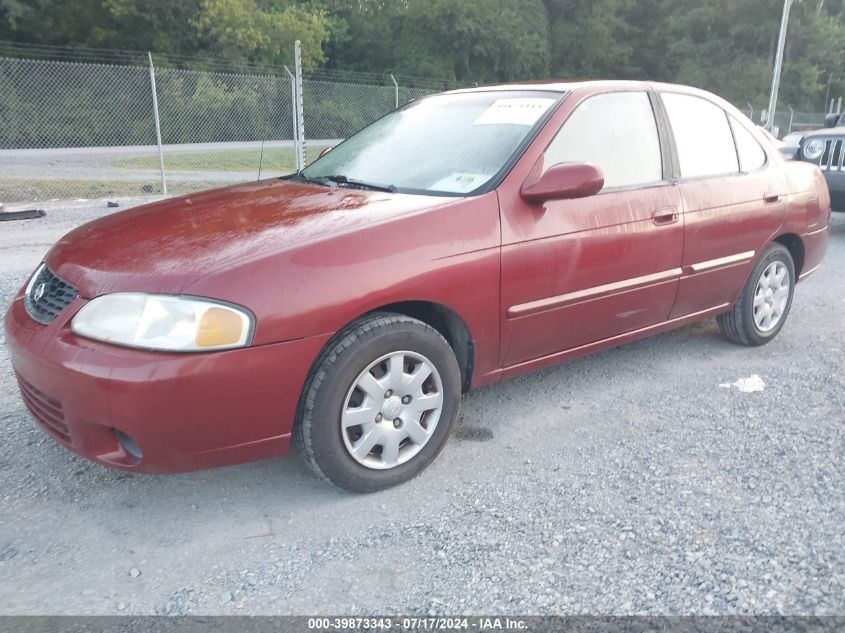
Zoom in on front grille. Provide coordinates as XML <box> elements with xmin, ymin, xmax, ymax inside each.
<box><xmin>23</xmin><ymin>264</ymin><xmax>78</xmax><ymax>325</ymax></box>
<box><xmin>815</xmin><ymin>138</ymin><xmax>845</xmax><ymax>172</ymax></box>
<box><xmin>16</xmin><ymin>374</ymin><xmax>71</xmax><ymax>442</ymax></box>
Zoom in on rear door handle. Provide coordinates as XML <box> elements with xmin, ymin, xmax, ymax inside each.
<box><xmin>652</xmin><ymin>208</ymin><xmax>679</xmax><ymax>225</ymax></box>
<box><xmin>763</xmin><ymin>193</ymin><xmax>780</xmax><ymax>204</ymax></box>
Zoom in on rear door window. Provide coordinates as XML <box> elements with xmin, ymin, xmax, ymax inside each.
<box><xmin>662</xmin><ymin>93</ymin><xmax>739</xmax><ymax>178</ymax></box>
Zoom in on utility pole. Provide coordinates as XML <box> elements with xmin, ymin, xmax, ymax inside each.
<box><xmin>765</xmin><ymin>0</ymin><xmax>798</xmax><ymax>131</ymax></box>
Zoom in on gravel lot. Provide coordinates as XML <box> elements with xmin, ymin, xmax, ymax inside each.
<box><xmin>0</xmin><ymin>199</ymin><xmax>843</xmax><ymax>616</ymax></box>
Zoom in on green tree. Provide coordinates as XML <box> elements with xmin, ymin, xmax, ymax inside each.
<box><xmin>0</xmin><ymin>0</ymin><xmax>119</xmax><ymax>46</ymax></box>
<box><xmin>195</xmin><ymin>0</ymin><xmax>332</xmax><ymax>68</ymax></box>
<box><xmin>325</xmin><ymin>0</ymin><xmax>550</xmax><ymax>83</ymax></box>
<box><xmin>0</xmin><ymin>0</ymin><xmax>333</xmax><ymax>69</ymax></box>
<box><xmin>663</xmin><ymin>0</ymin><xmax>845</xmax><ymax>111</ymax></box>
<box><xmin>2</xmin><ymin>0</ymin><xmax>844</xmax><ymax>114</ymax></box>
<box><xmin>543</xmin><ymin>0</ymin><xmax>638</xmax><ymax>79</ymax></box>
<box><xmin>101</xmin><ymin>0</ymin><xmax>202</xmax><ymax>57</ymax></box>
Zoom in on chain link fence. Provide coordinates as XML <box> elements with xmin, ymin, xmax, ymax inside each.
<box><xmin>3</xmin><ymin>47</ymin><xmax>838</xmax><ymax>208</ymax></box>
<box><xmin>0</xmin><ymin>53</ymin><xmax>444</xmax><ymax>206</ymax></box>
<box><xmin>744</xmin><ymin>106</ymin><xmax>834</xmax><ymax>137</ymax></box>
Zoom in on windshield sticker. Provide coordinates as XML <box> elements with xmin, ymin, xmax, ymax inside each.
<box><xmin>430</xmin><ymin>172</ymin><xmax>489</xmax><ymax>193</ymax></box>
<box><xmin>473</xmin><ymin>98</ymin><xmax>556</xmax><ymax>126</ymax></box>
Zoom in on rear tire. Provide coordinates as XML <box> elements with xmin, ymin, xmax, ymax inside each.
<box><xmin>717</xmin><ymin>243</ymin><xmax>795</xmax><ymax>346</ymax></box>
<box><xmin>295</xmin><ymin>312</ymin><xmax>461</xmax><ymax>493</ymax></box>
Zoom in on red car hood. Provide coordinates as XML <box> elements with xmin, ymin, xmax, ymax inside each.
<box><xmin>46</xmin><ymin>179</ymin><xmax>452</xmax><ymax>298</ymax></box>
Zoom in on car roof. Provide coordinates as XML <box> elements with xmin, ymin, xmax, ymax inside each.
<box><xmin>442</xmin><ymin>80</ymin><xmax>749</xmax><ymax>125</ymax></box>
<box><xmin>444</xmin><ymin>79</ymin><xmax>714</xmax><ymax>98</ymax></box>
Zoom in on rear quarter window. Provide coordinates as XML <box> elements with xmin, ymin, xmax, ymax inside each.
<box><xmin>730</xmin><ymin>117</ymin><xmax>767</xmax><ymax>172</ymax></box>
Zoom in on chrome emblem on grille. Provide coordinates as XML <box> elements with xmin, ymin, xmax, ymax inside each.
<box><xmin>32</xmin><ymin>282</ymin><xmax>46</xmax><ymax>303</ymax></box>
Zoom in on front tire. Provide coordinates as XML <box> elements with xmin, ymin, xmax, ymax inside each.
<box><xmin>295</xmin><ymin>313</ymin><xmax>461</xmax><ymax>493</ymax></box>
<box><xmin>717</xmin><ymin>242</ymin><xmax>795</xmax><ymax>346</ymax></box>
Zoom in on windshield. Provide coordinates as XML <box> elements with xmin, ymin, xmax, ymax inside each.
<box><xmin>298</xmin><ymin>90</ymin><xmax>562</xmax><ymax>196</ymax></box>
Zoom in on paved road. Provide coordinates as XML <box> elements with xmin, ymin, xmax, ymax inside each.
<box><xmin>0</xmin><ymin>140</ymin><xmax>342</xmax><ymax>197</ymax></box>
<box><xmin>0</xmin><ymin>200</ymin><xmax>843</xmax><ymax>615</ymax></box>
<box><xmin>0</xmin><ymin>140</ymin><xmax>341</xmax><ymax>159</ymax></box>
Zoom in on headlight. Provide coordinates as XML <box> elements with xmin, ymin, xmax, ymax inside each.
<box><xmin>803</xmin><ymin>138</ymin><xmax>825</xmax><ymax>160</ymax></box>
<box><xmin>71</xmin><ymin>293</ymin><xmax>254</xmax><ymax>352</ymax></box>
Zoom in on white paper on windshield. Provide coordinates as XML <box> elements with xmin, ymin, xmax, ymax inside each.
<box><xmin>430</xmin><ymin>172</ymin><xmax>489</xmax><ymax>193</ymax></box>
<box><xmin>473</xmin><ymin>98</ymin><xmax>556</xmax><ymax>126</ymax></box>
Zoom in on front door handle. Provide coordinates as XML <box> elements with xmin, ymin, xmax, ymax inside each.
<box><xmin>652</xmin><ymin>208</ymin><xmax>679</xmax><ymax>225</ymax></box>
<box><xmin>763</xmin><ymin>193</ymin><xmax>780</xmax><ymax>204</ymax></box>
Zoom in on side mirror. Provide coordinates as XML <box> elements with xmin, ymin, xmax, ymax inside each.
<box><xmin>824</xmin><ymin>113</ymin><xmax>840</xmax><ymax>128</ymax></box>
<box><xmin>520</xmin><ymin>161</ymin><xmax>604</xmax><ymax>203</ymax></box>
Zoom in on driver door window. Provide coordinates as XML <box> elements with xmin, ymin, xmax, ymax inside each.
<box><xmin>543</xmin><ymin>92</ymin><xmax>663</xmax><ymax>189</ymax></box>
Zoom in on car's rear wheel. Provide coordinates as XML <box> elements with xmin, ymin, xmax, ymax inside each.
<box><xmin>295</xmin><ymin>313</ymin><xmax>461</xmax><ymax>492</ymax></box>
<box><xmin>716</xmin><ymin>242</ymin><xmax>795</xmax><ymax>346</ymax></box>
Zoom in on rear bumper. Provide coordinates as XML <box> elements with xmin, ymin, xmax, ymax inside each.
<box><xmin>799</xmin><ymin>224</ymin><xmax>830</xmax><ymax>280</ymax></box>
<box><xmin>4</xmin><ymin>293</ymin><xmax>330</xmax><ymax>473</ymax></box>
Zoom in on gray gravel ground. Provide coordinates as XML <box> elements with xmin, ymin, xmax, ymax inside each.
<box><xmin>0</xmin><ymin>199</ymin><xmax>843</xmax><ymax>615</ymax></box>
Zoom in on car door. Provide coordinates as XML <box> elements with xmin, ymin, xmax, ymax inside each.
<box><xmin>499</xmin><ymin>90</ymin><xmax>684</xmax><ymax>367</ymax></box>
<box><xmin>658</xmin><ymin>92</ymin><xmax>789</xmax><ymax>318</ymax></box>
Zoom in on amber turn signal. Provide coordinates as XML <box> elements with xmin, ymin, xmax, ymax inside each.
<box><xmin>196</xmin><ymin>307</ymin><xmax>246</xmax><ymax>347</ymax></box>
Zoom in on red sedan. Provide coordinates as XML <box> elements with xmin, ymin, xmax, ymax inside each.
<box><xmin>4</xmin><ymin>81</ymin><xmax>831</xmax><ymax>492</ymax></box>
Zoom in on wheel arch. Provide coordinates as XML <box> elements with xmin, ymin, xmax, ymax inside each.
<box><xmin>773</xmin><ymin>233</ymin><xmax>805</xmax><ymax>277</ymax></box>
<box><xmin>297</xmin><ymin>300</ymin><xmax>476</xmax><ymax>436</ymax></box>
<box><xmin>370</xmin><ymin>300</ymin><xmax>475</xmax><ymax>393</ymax></box>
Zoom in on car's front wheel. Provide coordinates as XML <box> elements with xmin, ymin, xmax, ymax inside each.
<box><xmin>295</xmin><ymin>313</ymin><xmax>461</xmax><ymax>492</ymax></box>
<box><xmin>717</xmin><ymin>242</ymin><xmax>795</xmax><ymax>346</ymax></box>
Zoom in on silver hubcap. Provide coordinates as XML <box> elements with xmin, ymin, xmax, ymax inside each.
<box><xmin>341</xmin><ymin>351</ymin><xmax>444</xmax><ymax>470</ymax></box>
<box><xmin>753</xmin><ymin>261</ymin><xmax>790</xmax><ymax>333</ymax></box>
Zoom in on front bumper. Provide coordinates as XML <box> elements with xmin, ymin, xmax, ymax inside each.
<box><xmin>4</xmin><ymin>292</ymin><xmax>330</xmax><ymax>473</ymax></box>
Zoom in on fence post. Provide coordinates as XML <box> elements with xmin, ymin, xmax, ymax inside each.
<box><xmin>824</xmin><ymin>73</ymin><xmax>833</xmax><ymax>112</ymax></box>
<box><xmin>284</xmin><ymin>65</ymin><xmax>299</xmax><ymax>171</ymax></box>
<box><xmin>147</xmin><ymin>52</ymin><xmax>167</xmax><ymax>195</ymax></box>
<box><xmin>294</xmin><ymin>40</ymin><xmax>305</xmax><ymax>172</ymax></box>
<box><xmin>787</xmin><ymin>105</ymin><xmax>794</xmax><ymax>134</ymax></box>
<box><xmin>390</xmin><ymin>74</ymin><xmax>399</xmax><ymax>109</ymax></box>
<box><xmin>746</xmin><ymin>102</ymin><xmax>754</xmax><ymax>120</ymax></box>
